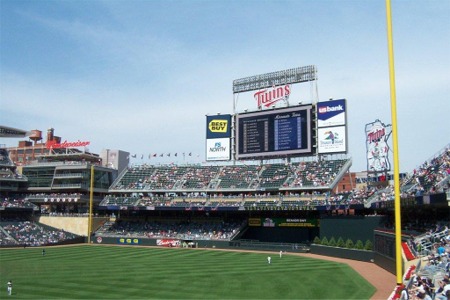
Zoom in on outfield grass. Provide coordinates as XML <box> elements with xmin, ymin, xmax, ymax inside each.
<box><xmin>0</xmin><ymin>245</ymin><xmax>375</xmax><ymax>299</ymax></box>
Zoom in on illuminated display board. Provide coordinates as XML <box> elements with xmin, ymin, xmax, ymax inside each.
<box><xmin>235</xmin><ymin>105</ymin><xmax>313</xmax><ymax>159</ymax></box>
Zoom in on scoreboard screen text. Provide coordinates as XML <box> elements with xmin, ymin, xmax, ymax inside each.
<box><xmin>235</xmin><ymin>105</ymin><xmax>313</xmax><ymax>159</ymax></box>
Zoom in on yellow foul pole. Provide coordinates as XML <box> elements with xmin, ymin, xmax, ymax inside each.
<box><xmin>88</xmin><ymin>164</ymin><xmax>94</xmax><ymax>243</ymax></box>
<box><xmin>385</xmin><ymin>0</ymin><xmax>403</xmax><ymax>284</ymax></box>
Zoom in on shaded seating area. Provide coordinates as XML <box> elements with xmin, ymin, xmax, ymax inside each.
<box><xmin>0</xmin><ymin>218</ymin><xmax>79</xmax><ymax>246</ymax></box>
<box><xmin>96</xmin><ymin>218</ymin><xmax>244</xmax><ymax>241</ymax></box>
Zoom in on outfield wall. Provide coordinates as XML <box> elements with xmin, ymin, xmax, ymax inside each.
<box><xmin>319</xmin><ymin>215</ymin><xmax>386</xmax><ymax>243</ymax></box>
<box><xmin>90</xmin><ymin>236</ymin><xmax>309</xmax><ymax>252</ymax></box>
<box><xmin>309</xmin><ymin>244</ymin><xmax>373</xmax><ymax>262</ymax></box>
<box><xmin>240</xmin><ymin>226</ymin><xmax>318</xmax><ymax>243</ymax></box>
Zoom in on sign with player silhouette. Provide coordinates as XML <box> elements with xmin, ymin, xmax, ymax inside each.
<box><xmin>365</xmin><ymin>119</ymin><xmax>392</xmax><ymax>172</ymax></box>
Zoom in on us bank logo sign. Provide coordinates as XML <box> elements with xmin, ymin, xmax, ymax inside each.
<box><xmin>317</xmin><ymin>99</ymin><xmax>346</xmax><ymax>128</ymax></box>
<box><xmin>206</xmin><ymin>138</ymin><xmax>230</xmax><ymax>161</ymax></box>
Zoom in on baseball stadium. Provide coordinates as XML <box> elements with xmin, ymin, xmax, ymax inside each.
<box><xmin>0</xmin><ymin>66</ymin><xmax>449</xmax><ymax>299</ymax></box>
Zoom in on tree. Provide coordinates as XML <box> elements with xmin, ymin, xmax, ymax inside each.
<box><xmin>328</xmin><ymin>237</ymin><xmax>337</xmax><ymax>247</ymax></box>
<box><xmin>345</xmin><ymin>239</ymin><xmax>354</xmax><ymax>249</ymax></box>
<box><xmin>337</xmin><ymin>237</ymin><xmax>345</xmax><ymax>248</ymax></box>
<box><xmin>364</xmin><ymin>240</ymin><xmax>373</xmax><ymax>250</ymax></box>
<box><xmin>313</xmin><ymin>236</ymin><xmax>321</xmax><ymax>244</ymax></box>
<box><xmin>355</xmin><ymin>240</ymin><xmax>364</xmax><ymax>250</ymax></box>
<box><xmin>321</xmin><ymin>236</ymin><xmax>329</xmax><ymax>246</ymax></box>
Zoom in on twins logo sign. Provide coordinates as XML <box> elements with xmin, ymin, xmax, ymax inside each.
<box><xmin>365</xmin><ymin>119</ymin><xmax>392</xmax><ymax>172</ymax></box>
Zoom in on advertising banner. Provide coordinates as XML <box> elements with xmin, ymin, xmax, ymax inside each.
<box><xmin>206</xmin><ymin>114</ymin><xmax>232</xmax><ymax>139</ymax></box>
<box><xmin>156</xmin><ymin>239</ymin><xmax>180</xmax><ymax>247</ymax></box>
<box><xmin>206</xmin><ymin>138</ymin><xmax>231</xmax><ymax>161</ymax></box>
<box><xmin>248</xmin><ymin>217</ymin><xmax>318</xmax><ymax>227</ymax></box>
<box><xmin>206</xmin><ymin>114</ymin><xmax>232</xmax><ymax>161</ymax></box>
<box><xmin>118</xmin><ymin>238</ymin><xmax>140</xmax><ymax>245</ymax></box>
<box><xmin>317</xmin><ymin>126</ymin><xmax>347</xmax><ymax>154</ymax></box>
<box><xmin>317</xmin><ymin>99</ymin><xmax>346</xmax><ymax>128</ymax></box>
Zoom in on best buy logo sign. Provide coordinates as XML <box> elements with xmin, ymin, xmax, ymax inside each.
<box><xmin>208</xmin><ymin>120</ymin><xmax>228</xmax><ymax>133</ymax></box>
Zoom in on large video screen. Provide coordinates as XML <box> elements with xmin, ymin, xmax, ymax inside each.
<box><xmin>235</xmin><ymin>105</ymin><xmax>314</xmax><ymax>159</ymax></box>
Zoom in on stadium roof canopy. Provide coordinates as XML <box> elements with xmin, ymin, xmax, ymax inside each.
<box><xmin>0</xmin><ymin>125</ymin><xmax>30</xmax><ymax>138</ymax></box>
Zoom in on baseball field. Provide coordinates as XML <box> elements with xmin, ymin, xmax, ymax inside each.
<box><xmin>0</xmin><ymin>244</ymin><xmax>375</xmax><ymax>299</ymax></box>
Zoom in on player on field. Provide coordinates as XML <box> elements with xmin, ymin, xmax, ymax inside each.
<box><xmin>7</xmin><ymin>280</ymin><xmax>12</xmax><ymax>296</ymax></box>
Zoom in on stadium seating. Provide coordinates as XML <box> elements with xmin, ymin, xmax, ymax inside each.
<box><xmin>401</xmin><ymin>146</ymin><xmax>450</xmax><ymax>195</ymax></box>
<box><xmin>215</xmin><ymin>165</ymin><xmax>261</xmax><ymax>189</ymax></box>
<box><xmin>1</xmin><ymin>197</ymin><xmax>38</xmax><ymax>209</ymax></box>
<box><xmin>96</xmin><ymin>218</ymin><xmax>244</xmax><ymax>241</ymax></box>
<box><xmin>109</xmin><ymin>158</ymin><xmax>351</xmax><ymax>194</ymax></box>
<box><xmin>0</xmin><ymin>218</ymin><xmax>79</xmax><ymax>246</ymax></box>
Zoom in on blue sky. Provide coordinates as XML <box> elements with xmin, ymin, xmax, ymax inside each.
<box><xmin>1</xmin><ymin>0</ymin><xmax>449</xmax><ymax>172</ymax></box>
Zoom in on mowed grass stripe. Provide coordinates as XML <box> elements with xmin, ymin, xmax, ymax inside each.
<box><xmin>0</xmin><ymin>245</ymin><xmax>375</xmax><ymax>299</ymax></box>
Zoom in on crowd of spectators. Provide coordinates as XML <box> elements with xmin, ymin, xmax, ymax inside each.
<box><xmin>0</xmin><ymin>229</ymin><xmax>16</xmax><ymax>246</ymax></box>
<box><xmin>1</xmin><ymin>197</ymin><xmax>36</xmax><ymax>209</ymax></box>
<box><xmin>289</xmin><ymin>160</ymin><xmax>347</xmax><ymax>187</ymax></box>
<box><xmin>100</xmin><ymin>190</ymin><xmax>360</xmax><ymax>209</ymax></box>
<box><xmin>105</xmin><ymin>149</ymin><xmax>448</xmax><ymax>211</ymax></box>
<box><xmin>0</xmin><ymin>149</ymin><xmax>13</xmax><ymax>165</ymax></box>
<box><xmin>0</xmin><ymin>218</ymin><xmax>79</xmax><ymax>246</ymax></box>
<box><xmin>403</xmin><ymin>146</ymin><xmax>450</xmax><ymax>196</ymax></box>
<box><xmin>111</xmin><ymin>159</ymin><xmax>349</xmax><ymax>192</ymax></box>
<box><xmin>362</xmin><ymin>146</ymin><xmax>449</xmax><ymax>206</ymax></box>
<box><xmin>96</xmin><ymin>218</ymin><xmax>244</xmax><ymax>241</ymax></box>
<box><xmin>395</xmin><ymin>224</ymin><xmax>450</xmax><ymax>300</ymax></box>
<box><xmin>0</xmin><ymin>167</ymin><xmax>25</xmax><ymax>179</ymax></box>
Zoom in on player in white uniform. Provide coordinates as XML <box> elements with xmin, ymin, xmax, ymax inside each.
<box><xmin>7</xmin><ymin>280</ymin><xmax>12</xmax><ymax>296</ymax></box>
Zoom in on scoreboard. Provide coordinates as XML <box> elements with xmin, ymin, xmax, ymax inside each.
<box><xmin>235</xmin><ymin>105</ymin><xmax>314</xmax><ymax>159</ymax></box>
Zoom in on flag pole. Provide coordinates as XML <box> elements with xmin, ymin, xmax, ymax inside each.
<box><xmin>385</xmin><ymin>0</ymin><xmax>403</xmax><ymax>284</ymax></box>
